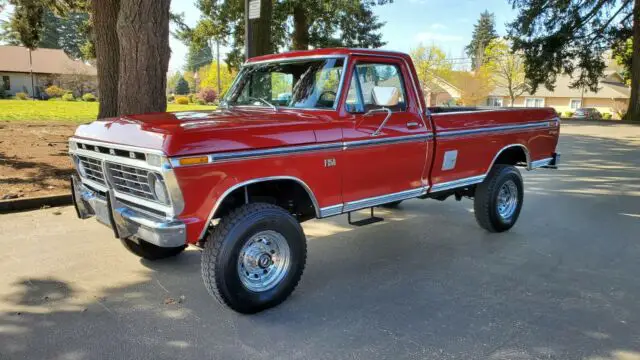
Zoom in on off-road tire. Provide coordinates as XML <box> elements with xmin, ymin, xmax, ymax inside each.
<box><xmin>474</xmin><ymin>165</ymin><xmax>524</xmax><ymax>233</ymax></box>
<box><xmin>201</xmin><ymin>203</ymin><xmax>307</xmax><ymax>314</ymax></box>
<box><xmin>380</xmin><ymin>200</ymin><xmax>403</xmax><ymax>209</ymax></box>
<box><xmin>120</xmin><ymin>237</ymin><xmax>186</xmax><ymax>260</ymax></box>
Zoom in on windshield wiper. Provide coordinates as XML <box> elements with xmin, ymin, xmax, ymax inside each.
<box><xmin>249</xmin><ymin>97</ymin><xmax>278</xmax><ymax>112</ymax></box>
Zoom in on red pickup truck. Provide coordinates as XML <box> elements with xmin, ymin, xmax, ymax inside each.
<box><xmin>69</xmin><ymin>48</ymin><xmax>559</xmax><ymax>313</ymax></box>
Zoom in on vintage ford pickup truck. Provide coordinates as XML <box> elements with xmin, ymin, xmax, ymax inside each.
<box><xmin>69</xmin><ymin>48</ymin><xmax>559</xmax><ymax>313</ymax></box>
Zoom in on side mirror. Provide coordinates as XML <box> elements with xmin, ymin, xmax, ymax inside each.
<box><xmin>372</xmin><ymin>86</ymin><xmax>400</xmax><ymax>107</ymax></box>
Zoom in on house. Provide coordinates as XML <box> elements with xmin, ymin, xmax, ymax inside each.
<box><xmin>0</xmin><ymin>45</ymin><xmax>97</xmax><ymax>97</ymax></box>
<box><xmin>487</xmin><ymin>71</ymin><xmax>630</xmax><ymax>118</ymax></box>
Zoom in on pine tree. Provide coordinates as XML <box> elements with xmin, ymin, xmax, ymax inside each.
<box><xmin>185</xmin><ymin>43</ymin><xmax>213</xmax><ymax>72</ymax></box>
<box><xmin>465</xmin><ymin>11</ymin><xmax>498</xmax><ymax>69</ymax></box>
<box><xmin>175</xmin><ymin>76</ymin><xmax>190</xmax><ymax>95</ymax></box>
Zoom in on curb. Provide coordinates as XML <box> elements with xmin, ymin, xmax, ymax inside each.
<box><xmin>0</xmin><ymin>194</ymin><xmax>72</xmax><ymax>214</ymax></box>
<box><xmin>560</xmin><ymin>118</ymin><xmax>640</xmax><ymax>126</ymax></box>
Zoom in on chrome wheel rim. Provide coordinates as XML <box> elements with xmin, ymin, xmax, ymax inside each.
<box><xmin>237</xmin><ymin>230</ymin><xmax>291</xmax><ymax>292</ymax></box>
<box><xmin>497</xmin><ymin>180</ymin><xmax>519</xmax><ymax>220</ymax></box>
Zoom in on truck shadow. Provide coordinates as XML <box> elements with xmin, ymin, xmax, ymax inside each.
<box><xmin>1</xmin><ymin>130</ymin><xmax>640</xmax><ymax>359</ymax></box>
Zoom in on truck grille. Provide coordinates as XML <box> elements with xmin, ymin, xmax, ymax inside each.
<box><xmin>106</xmin><ymin>162</ymin><xmax>155</xmax><ymax>201</ymax></box>
<box><xmin>77</xmin><ymin>155</ymin><xmax>106</xmax><ymax>185</ymax></box>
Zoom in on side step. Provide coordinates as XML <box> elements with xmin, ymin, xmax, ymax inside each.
<box><xmin>348</xmin><ymin>208</ymin><xmax>384</xmax><ymax>226</ymax></box>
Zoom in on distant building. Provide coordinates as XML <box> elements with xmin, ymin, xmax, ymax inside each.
<box><xmin>488</xmin><ymin>71</ymin><xmax>630</xmax><ymax>118</ymax></box>
<box><xmin>0</xmin><ymin>45</ymin><xmax>97</xmax><ymax>97</ymax></box>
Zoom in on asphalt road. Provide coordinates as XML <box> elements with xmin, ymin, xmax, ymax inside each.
<box><xmin>1</xmin><ymin>122</ymin><xmax>640</xmax><ymax>360</ymax></box>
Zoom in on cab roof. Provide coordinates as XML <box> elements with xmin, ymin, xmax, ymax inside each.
<box><xmin>246</xmin><ymin>48</ymin><xmax>412</xmax><ymax>64</ymax></box>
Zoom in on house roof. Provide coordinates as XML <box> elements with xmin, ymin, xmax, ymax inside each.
<box><xmin>0</xmin><ymin>45</ymin><xmax>97</xmax><ymax>76</ymax></box>
<box><xmin>490</xmin><ymin>73</ymin><xmax>630</xmax><ymax>99</ymax></box>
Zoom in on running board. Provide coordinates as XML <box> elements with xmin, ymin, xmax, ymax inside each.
<box><xmin>348</xmin><ymin>208</ymin><xmax>384</xmax><ymax>226</ymax></box>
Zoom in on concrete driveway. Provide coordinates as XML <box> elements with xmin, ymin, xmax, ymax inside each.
<box><xmin>1</xmin><ymin>122</ymin><xmax>640</xmax><ymax>360</ymax></box>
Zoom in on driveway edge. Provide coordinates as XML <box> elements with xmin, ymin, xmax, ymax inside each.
<box><xmin>0</xmin><ymin>194</ymin><xmax>72</xmax><ymax>214</ymax></box>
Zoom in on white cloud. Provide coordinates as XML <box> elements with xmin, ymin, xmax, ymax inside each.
<box><xmin>414</xmin><ymin>32</ymin><xmax>464</xmax><ymax>42</ymax></box>
<box><xmin>430</xmin><ymin>23</ymin><xmax>447</xmax><ymax>30</ymax></box>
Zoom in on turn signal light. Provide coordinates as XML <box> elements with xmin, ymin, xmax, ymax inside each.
<box><xmin>178</xmin><ymin>156</ymin><xmax>209</xmax><ymax>166</ymax></box>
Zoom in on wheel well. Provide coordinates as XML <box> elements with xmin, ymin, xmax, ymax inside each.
<box><xmin>213</xmin><ymin>179</ymin><xmax>318</xmax><ymax>223</ymax></box>
<box><xmin>493</xmin><ymin>146</ymin><xmax>529</xmax><ymax>168</ymax></box>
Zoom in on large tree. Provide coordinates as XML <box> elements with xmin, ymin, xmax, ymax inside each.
<box><xmin>483</xmin><ymin>38</ymin><xmax>528</xmax><ymax>107</ymax></box>
<box><xmin>508</xmin><ymin>0</ymin><xmax>639</xmax><ymax>121</ymax></box>
<box><xmin>1</xmin><ymin>9</ymin><xmax>91</xmax><ymax>59</ymax></box>
<box><xmin>8</xmin><ymin>0</ymin><xmax>171</xmax><ymax>118</ymax></box>
<box><xmin>465</xmin><ymin>10</ymin><xmax>498</xmax><ymax>70</ymax></box>
<box><xmin>175</xmin><ymin>0</ymin><xmax>389</xmax><ymax>71</ymax></box>
<box><xmin>410</xmin><ymin>43</ymin><xmax>453</xmax><ymax>88</ymax></box>
<box><xmin>185</xmin><ymin>42</ymin><xmax>213</xmax><ymax>72</ymax></box>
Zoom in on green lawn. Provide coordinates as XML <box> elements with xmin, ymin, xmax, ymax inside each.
<box><xmin>0</xmin><ymin>99</ymin><xmax>218</xmax><ymax>122</ymax></box>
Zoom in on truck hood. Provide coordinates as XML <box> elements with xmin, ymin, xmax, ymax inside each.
<box><xmin>73</xmin><ymin>109</ymin><xmax>336</xmax><ymax>157</ymax></box>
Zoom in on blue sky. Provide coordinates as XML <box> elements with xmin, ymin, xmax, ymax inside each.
<box><xmin>169</xmin><ymin>0</ymin><xmax>518</xmax><ymax>71</ymax></box>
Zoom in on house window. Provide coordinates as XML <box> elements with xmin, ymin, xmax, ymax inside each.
<box><xmin>486</xmin><ymin>96</ymin><xmax>503</xmax><ymax>107</ymax></box>
<box><xmin>570</xmin><ymin>99</ymin><xmax>582</xmax><ymax>109</ymax></box>
<box><xmin>525</xmin><ymin>97</ymin><xmax>545</xmax><ymax>107</ymax></box>
<box><xmin>1</xmin><ymin>76</ymin><xmax>9</xmax><ymax>91</ymax></box>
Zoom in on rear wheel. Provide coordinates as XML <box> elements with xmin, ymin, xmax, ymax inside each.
<box><xmin>120</xmin><ymin>237</ymin><xmax>186</xmax><ymax>260</ymax></box>
<box><xmin>201</xmin><ymin>203</ymin><xmax>307</xmax><ymax>314</ymax></box>
<box><xmin>473</xmin><ymin>165</ymin><xmax>524</xmax><ymax>232</ymax></box>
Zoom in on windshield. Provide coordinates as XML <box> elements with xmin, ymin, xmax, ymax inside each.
<box><xmin>223</xmin><ymin>57</ymin><xmax>345</xmax><ymax>110</ymax></box>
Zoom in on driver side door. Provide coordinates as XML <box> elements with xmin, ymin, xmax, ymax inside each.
<box><xmin>341</xmin><ymin>57</ymin><xmax>429</xmax><ymax>207</ymax></box>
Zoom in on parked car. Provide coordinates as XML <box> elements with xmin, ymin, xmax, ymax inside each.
<box><xmin>69</xmin><ymin>48</ymin><xmax>560</xmax><ymax>313</ymax></box>
<box><xmin>572</xmin><ymin>107</ymin><xmax>602</xmax><ymax>120</ymax></box>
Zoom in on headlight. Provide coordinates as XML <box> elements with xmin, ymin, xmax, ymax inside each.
<box><xmin>74</xmin><ymin>156</ymin><xmax>86</xmax><ymax>177</ymax></box>
<box><xmin>146</xmin><ymin>153</ymin><xmax>162</xmax><ymax>167</ymax></box>
<box><xmin>148</xmin><ymin>173</ymin><xmax>169</xmax><ymax>204</ymax></box>
<box><xmin>69</xmin><ymin>141</ymin><xmax>77</xmax><ymax>151</ymax></box>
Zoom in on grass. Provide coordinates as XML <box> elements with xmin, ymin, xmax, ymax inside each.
<box><xmin>0</xmin><ymin>99</ymin><xmax>218</xmax><ymax>122</ymax></box>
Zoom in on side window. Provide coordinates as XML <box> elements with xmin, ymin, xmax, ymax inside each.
<box><xmin>345</xmin><ymin>62</ymin><xmax>407</xmax><ymax>113</ymax></box>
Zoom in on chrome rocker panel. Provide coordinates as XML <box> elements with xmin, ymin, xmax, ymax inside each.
<box><xmin>71</xmin><ymin>175</ymin><xmax>186</xmax><ymax>248</ymax></box>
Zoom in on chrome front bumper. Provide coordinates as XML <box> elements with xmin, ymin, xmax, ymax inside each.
<box><xmin>71</xmin><ymin>175</ymin><xmax>186</xmax><ymax>248</ymax></box>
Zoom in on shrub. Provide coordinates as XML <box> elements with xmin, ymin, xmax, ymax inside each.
<box><xmin>563</xmin><ymin>111</ymin><xmax>573</xmax><ymax>118</ymax></box>
<box><xmin>45</xmin><ymin>85</ymin><xmax>66</xmax><ymax>98</ymax></box>
<box><xmin>167</xmin><ymin>94</ymin><xmax>175</xmax><ymax>103</ymax></box>
<box><xmin>198</xmin><ymin>87</ymin><xmax>217</xmax><ymax>104</ymax></box>
<box><xmin>82</xmin><ymin>93</ymin><xmax>97</xmax><ymax>102</ymax></box>
<box><xmin>188</xmin><ymin>93</ymin><xmax>196</xmax><ymax>103</ymax></box>
<box><xmin>15</xmin><ymin>92</ymin><xmax>29</xmax><ymax>100</ymax></box>
<box><xmin>175</xmin><ymin>96</ymin><xmax>189</xmax><ymax>105</ymax></box>
<box><xmin>62</xmin><ymin>93</ymin><xmax>75</xmax><ymax>101</ymax></box>
<box><xmin>602</xmin><ymin>112</ymin><xmax>612</xmax><ymax>120</ymax></box>
<box><xmin>0</xmin><ymin>87</ymin><xmax>6</xmax><ymax>99</ymax></box>
<box><xmin>196</xmin><ymin>98</ymin><xmax>206</xmax><ymax>105</ymax></box>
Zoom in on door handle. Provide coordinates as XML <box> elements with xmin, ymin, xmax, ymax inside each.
<box><xmin>406</xmin><ymin>121</ymin><xmax>421</xmax><ymax>129</ymax></box>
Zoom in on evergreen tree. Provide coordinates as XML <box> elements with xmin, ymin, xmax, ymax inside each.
<box><xmin>175</xmin><ymin>76</ymin><xmax>190</xmax><ymax>95</ymax></box>
<box><xmin>1</xmin><ymin>8</ymin><xmax>92</xmax><ymax>60</ymax></box>
<box><xmin>465</xmin><ymin>11</ymin><xmax>498</xmax><ymax>69</ymax></box>
<box><xmin>184</xmin><ymin>42</ymin><xmax>213</xmax><ymax>72</ymax></box>
<box><xmin>173</xmin><ymin>0</ymin><xmax>390</xmax><ymax>71</ymax></box>
<box><xmin>508</xmin><ymin>0</ymin><xmax>639</xmax><ymax>121</ymax></box>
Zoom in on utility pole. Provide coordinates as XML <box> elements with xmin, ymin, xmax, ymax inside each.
<box><xmin>28</xmin><ymin>48</ymin><xmax>35</xmax><ymax>99</ymax></box>
<box><xmin>216</xmin><ymin>40</ymin><xmax>221</xmax><ymax>95</ymax></box>
<box><xmin>244</xmin><ymin>0</ymin><xmax>272</xmax><ymax>60</ymax></box>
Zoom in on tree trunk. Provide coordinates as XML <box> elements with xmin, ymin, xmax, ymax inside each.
<box><xmin>625</xmin><ymin>0</ymin><xmax>640</xmax><ymax>121</ymax></box>
<box><xmin>116</xmin><ymin>0</ymin><xmax>170</xmax><ymax>115</ymax></box>
<box><xmin>292</xmin><ymin>4</ymin><xmax>309</xmax><ymax>50</ymax></box>
<box><xmin>93</xmin><ymin>0</ymin><xmax>120</xmax><ymax>118</ymax></box>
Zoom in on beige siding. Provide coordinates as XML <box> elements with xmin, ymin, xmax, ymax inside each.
<box><xmin>503</xmin><ymin>95</ymin><xmax>628</xmax><ymax>119</ymax></box>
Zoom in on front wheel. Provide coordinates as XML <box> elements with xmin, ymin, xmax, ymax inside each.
<box><xmin>473</xmin><ymin>165</ymin><xmax>524</xmax><ymax>232</ymax></box>
<box><xmin>201</xmin><ymin>203</ymin><xmax>307</xmax><ymax>314</ymax></box>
